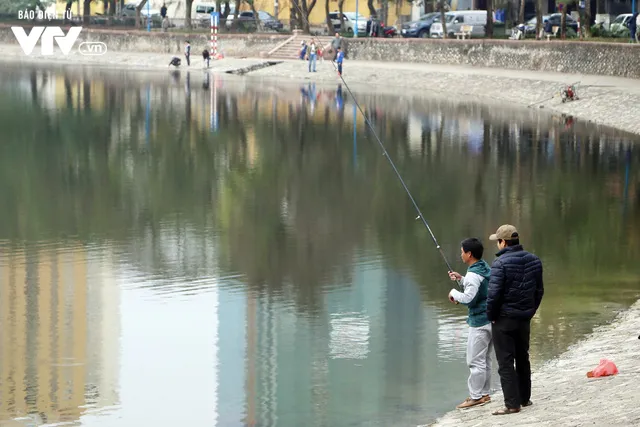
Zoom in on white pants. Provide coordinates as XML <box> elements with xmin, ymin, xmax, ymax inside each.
<box><xmin>467</xmin><ymin>323</ymin><xmax>492</xmax><ymax>399</ymax></box>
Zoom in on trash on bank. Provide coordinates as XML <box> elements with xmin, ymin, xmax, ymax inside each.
<box><xmin>587</xmin><ymin>359</ymin><xmax>618</xmax><ymax>378</ymax></box>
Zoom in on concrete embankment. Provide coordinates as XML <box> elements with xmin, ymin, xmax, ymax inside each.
<box><xmin>427</xmin><ymin>300</ymin><xmax>640</xmax><ymax>427</ymax></box>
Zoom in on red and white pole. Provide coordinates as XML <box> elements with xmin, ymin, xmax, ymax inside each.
<box><xmin>210</xmin><ymin>12</ymin><xmax>219</xmax><ymax>57</ymax></box>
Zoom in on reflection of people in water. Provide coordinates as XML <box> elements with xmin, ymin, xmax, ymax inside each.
<box><xmin>185</xmin><ymin>71</ymin><xmax>190</xmax><ymax>94</ymax></box>
<box><xmin>203</xmin><ymin>72</ymin><xmax>210</xmax><ymax>90</ymax></box>
<box><xmin>563</xmin><ymin>115</ymin><xmax>574</xmax><ymax>130</ymax></box>
<box><xmin>170</xmin><ymin>70</ymin><xmax>180</xmax><ymax>84</ymax></box>
<box><xmin>299</xmin><ymin>83</ymin><xmax>318</xmax><ymax>113</ymax></box>
<box><xmin>308</xmin><ymin>83</ymin><xmax>317</xmax><ymax>113</ymax></box>
<box><xmin>335</xmin><ymin>84</ymin><xmax>344</xmax><ymax>111</ymax></box>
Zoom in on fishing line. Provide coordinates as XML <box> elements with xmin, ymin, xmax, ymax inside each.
<box><xmin>285</xmin><ymin>6</ymin><xmax>458</xmax><ymax>275</ymax></box>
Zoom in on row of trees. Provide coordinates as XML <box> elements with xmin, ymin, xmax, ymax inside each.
<box><xmin>0</xmin><ymin>0</ymin><xmax>602</xmax><ymax>36</ymax></box>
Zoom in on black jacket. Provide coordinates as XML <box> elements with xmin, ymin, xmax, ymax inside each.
<box><xmin>486</xmin><ymin>245</ymin><xmax>544</xmax><ymax>321</ymax></box>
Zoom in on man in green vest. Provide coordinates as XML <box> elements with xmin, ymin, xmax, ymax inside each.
<box><xmin>448</xmin><ymin>237</ymin><xmax>493</xmax><ymax>409</ymax></box>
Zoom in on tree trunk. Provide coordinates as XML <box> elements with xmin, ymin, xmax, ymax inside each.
<box><xmin>535</xmin><ymin>0</ymin><xmax>542</xmax><ymax>38</ymax></box>
<box><xmin>325</xmin><ymin>0</ymin><xmax>333</xmax><ymax>34</ymax></box>
<box><xmin>83</xmin><ymin>0</ymin><xmax>91</xmax><ymax>25</ymax></box>
<box><xmin>247</xmin><ymin>1</ymin><xmax>261</xmax><ymax>31</ymax></box>
<box><xmin>136</xmin><ymin>0</ymin><xmax>148</xmax><ymax>29</ymax></box>
<box><xmin>108</xmin><ymin>0</ymin><xmax>116</xmax><ymax>25</ymax></box>
<box><xmin>561</xmin><ymin>5</ymin><xmax>567</xmax><ymax>38</ymax></box>
<box><xmin>233</xmin><ymin>0</ymin><xmax>241</xmax><ymax>29</ymax></box>
<box><xmin>300</xmin><ymin>0</ymin><xmax>317</xmax><ymax>33</ymax></box>
<box><xmin>486</xmin><ymin>0</ymin><xmax>493</xmax><ymax>37</ymax></box>
<box><xmin>185</xmin><ymin>0</ymin><xmax>193</xmax><ymax>29</ymax></box>
<box><xmin>65</xmin><ymin>0</ymin><xmax>74</xmax><ymax>23</ymax></box>
<box><xmin>596</xmin><ymin>0</ymin><xmax>603</xmax><ymax>14</ymax></box>
<box><xmin>221</xmin><ymin>0</ymin><xmax>231</xmax><ymax>26</ymax></box>
<box><xmin>518</xmin><ymin>0</ymin><xmax>524</xmax><ymax>24</ymax></box>
<box><xmin>338</xmin><ymin>0</ymin><xmax>344</xmax><ymax>32</ymax></box>
<box><xmin>377</xmin><ymin>0</ymin><xmax>387</xmax><ymax>24</ymax></box>
<box><xmin>367</xmin><ymin>0</ymin><xmax>376</xmax><ymax>17</ymax></box>
<box><xmin>439</xmin><ymin>0</ymin><xmax>447</xmax><ymax>38</ymax></box>
<box><xmin>584</xmin><ymin>0</ymin><xmax>591</xmax><ymax>36</ymax></box>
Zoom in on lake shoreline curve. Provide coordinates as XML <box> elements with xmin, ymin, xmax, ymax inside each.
<box><xmin>0</xmin><ymin>43</ymin><xmax>639</xmax><ymax>136</ymax></box>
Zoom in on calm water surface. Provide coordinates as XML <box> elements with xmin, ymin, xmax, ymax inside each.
<box><xmin>1</xmin><ymin>63</ymin><xmax>640</xmax><ymax>427</ymax></box>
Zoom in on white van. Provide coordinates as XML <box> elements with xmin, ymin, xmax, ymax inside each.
<box><xmin>430</xmin><ymin>11</ymin><xmax>487</xmax><ymax>38</ymax></box>
<box><xmin>193</xmin><ymin>2</ymin><xmax>216</xmax><ymax>20</ymax></box>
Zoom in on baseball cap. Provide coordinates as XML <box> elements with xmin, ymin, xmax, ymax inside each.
<box><xmin>489</xmin><ymin>224</ymin><xmax>519</xmax><ymax>241</ymax></box>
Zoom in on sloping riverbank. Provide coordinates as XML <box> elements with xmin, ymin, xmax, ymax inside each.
<box><xmin>427</xmin><ymin>300</ymin><xmax>640</xmax><ymax>426</ymax></box>
<box><xmin>2</xmin><ymin>43</ymin><xmax>640</xmax><ymax>136</ymax></box>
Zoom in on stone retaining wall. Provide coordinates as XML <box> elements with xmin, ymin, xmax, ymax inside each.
<box><xmin>344</xmin><ymin>38</ymin><xmax>640</xmax><ymax>79</ymax></box>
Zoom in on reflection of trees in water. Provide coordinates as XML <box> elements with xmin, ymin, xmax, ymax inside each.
<box><xmin>2</xmin><ymin>67</ymin><xmax>640</xmax><ymax>315</ymax></box>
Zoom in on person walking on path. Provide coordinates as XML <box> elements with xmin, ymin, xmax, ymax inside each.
<box><xmin>299</xmin><ymin>40</ymin><xmax>307</xmax><ymax>60</ymax></box>
<box><xmin>330</xmin><ymin>32</ymin><xmax>342</xmax><ymax>60</ymax></box>
<box><xmin>629</xmin><ymin>12</ymin><xmax>639</xmax><ymax>43</ymax></box>
<box><xmin>486</xmin><ymin>224</ymin><xmax>544</xmax><ymax>416</ymax></box>
<box><xmin>335</xmin><ymin>47</ymin><xmax>344</xmax><ymax>76</ymax></box>
<box><xmin>184</xmin><ymin>40</ymin><xmax>191</xmax><ymax>66</ymax></box>
<box><xmin>308</xmin><ymin>41</ymin><xmax>318</xmax><ymax>72</ymax></box>
<box><xmin>448</xmin><ymin>238</ymin><xmax>493</xmax><ymax>410</ymax></box>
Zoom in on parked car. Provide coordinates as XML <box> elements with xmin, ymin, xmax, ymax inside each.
<box><xmin>329</xmin><ymin>11</ymin><xmax>367</xmax><ymax>34</ymax></box>
<box><xmin>524</xmin><ymin>13</ymin><xmax>578</xmax><ymax>35</ymax></box>
<box><xmin>401</xmin><ymin>12</ymin><xmax>439</xmax><ymax>38</ymax></box>
<box><xmin>234</xmin><ymin>10</ymin><xmax>283</xmax><ymax>31</ymax></box>
<box><xmin>610</xmin><ymin>13</ymin><xmax>634</xmax><ymax>33</ymax></box>
<box><xmin>194</xmin><ymin>3</ymin><xmax>235</xmax><ymax>28</ymax></box>
<box><xmin>193</xmin><ymin>2</ymin><xmax>216</xmax><ymax>21</ymax></box>
<box><xmin>121</xmin><ymin>2</ymin><xmax>162</xmax><ymax>27</ymax></box>
<box><xmin>430</xmin><ymin>11</ymin><xmax>488</xmax><ymax>38</ymax></box>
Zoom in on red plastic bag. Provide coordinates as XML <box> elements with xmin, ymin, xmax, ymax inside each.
<box><xmin>586</xmin><ymin>359</ymin><xmax>618</xmax><ymax>378</ymax></box>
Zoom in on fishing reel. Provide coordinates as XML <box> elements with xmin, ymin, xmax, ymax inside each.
<box><xmin>560</xmin><ymin>85</ymin><xmax>579</xmax><ymax>103</ymax></box>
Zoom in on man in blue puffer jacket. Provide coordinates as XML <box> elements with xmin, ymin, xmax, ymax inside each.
<box><xmin>486</xmin><ymin>224</ymin><xmax>544</xmax><ymax>416</ymax></box>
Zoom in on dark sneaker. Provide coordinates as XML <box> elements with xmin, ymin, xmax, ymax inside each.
<box><xmin>522</xmin><ymin>400</ymin><xmax>533</xmax><ymax>407</ymax></box>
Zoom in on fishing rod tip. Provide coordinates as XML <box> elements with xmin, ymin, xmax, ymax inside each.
<box><xmin>415</xmin><ymin>215</ymin><xmax>420</xmax><ymax>220</ymax></box>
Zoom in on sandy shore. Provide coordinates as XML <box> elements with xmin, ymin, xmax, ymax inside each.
<box><xmin>427</xmin><ymin>300</ymin><xmax>640</xmax><ymax>427</ymax></box>
<box><xmin>2</xmin><ymin>43</ymin><xmax>640</xmax><ymax>135</ymax></box>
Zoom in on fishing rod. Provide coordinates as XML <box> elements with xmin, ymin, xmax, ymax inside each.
<box><xmin>285</xmin><ymin>6</ymin><xmax>458</xmax><ymax>278</ymax></box>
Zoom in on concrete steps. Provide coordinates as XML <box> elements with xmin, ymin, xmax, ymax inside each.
<box><xmin>269</xmin><ymin>35</ymin><xmax>335</xmax><ymax>59</ymax></box>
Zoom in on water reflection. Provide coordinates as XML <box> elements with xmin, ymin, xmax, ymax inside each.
<box><xmin>0</xmin><ymin>63</ymin><xmax>640</xmax><ymax>426</ymax></box>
